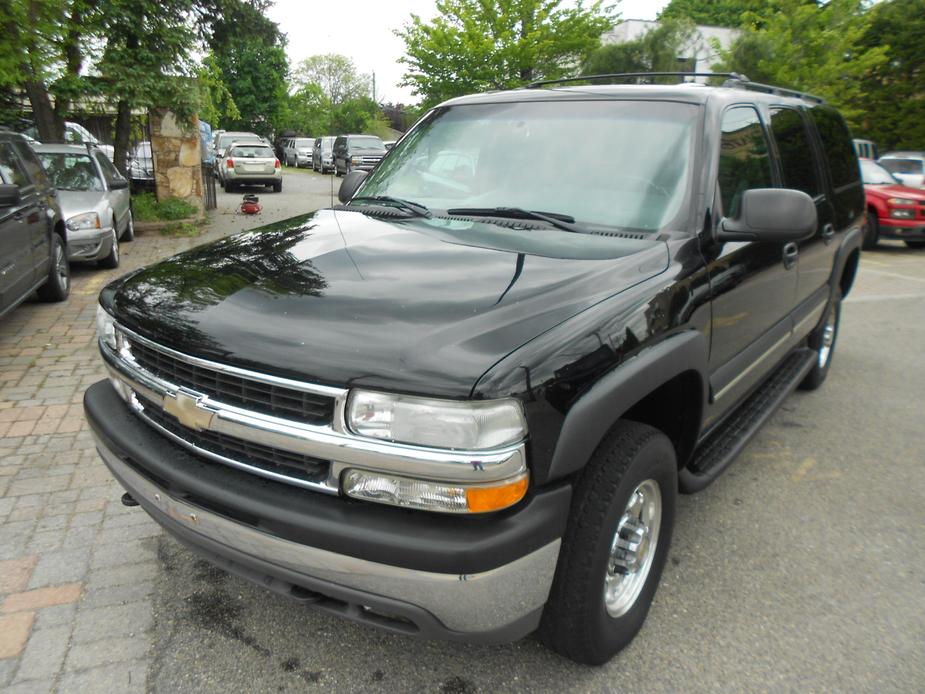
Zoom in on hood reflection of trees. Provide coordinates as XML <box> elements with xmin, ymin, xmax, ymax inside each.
<box><xmin>114</xmin><ymin>221</ymin><xmax>328</xmax><ymax>351</ymax></box>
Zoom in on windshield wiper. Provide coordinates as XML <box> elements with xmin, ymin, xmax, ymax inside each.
<box><xmin>350</xmin><ymin>195</ymin><xmax>432</xmax><ymax>218</ymax></box>
<box><xmin>447</xmin><ymin>207</ymin><xmax>585</xmax><ymax>234</ymax></box>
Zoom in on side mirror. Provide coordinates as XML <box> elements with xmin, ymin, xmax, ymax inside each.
<box><xmin>0</xmin><ymin>184</ymin><xmax>21</xmax><ymax>207</ymax></box>
<box><xmin>338</xmin><ymin>170</ymin><xmax>368</xmax><ymax>204</ymax></box>
<box><xmin>718</xmin><ymin>188</ymin><xmax>817</xmax><ymax>243</ymax></box>
<box><xmin>109</xmin><ymin>178</ymin><xmax>129</xmax><ymax>190</ymax></box>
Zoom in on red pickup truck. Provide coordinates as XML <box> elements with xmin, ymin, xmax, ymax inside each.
<box><xmin>861</xmin><ymin>159</ymin><xmax>925</xmax><ymax>249</ymax></box>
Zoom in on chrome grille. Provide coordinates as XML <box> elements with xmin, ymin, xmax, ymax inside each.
<box><xmin>126</xmin><ymin>338</ymin><xmax>335</xmax><ymax>426</ymax></box>
<box><xmin>135</xmin><ymin>394</ymin><xmax>330</xmax><ymax>484</ymax></box>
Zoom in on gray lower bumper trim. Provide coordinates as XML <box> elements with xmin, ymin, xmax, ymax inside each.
<box><xmin>94</xmin><ymin>432</ymin><xmax>559</xmax><ymax>639</ymax></box>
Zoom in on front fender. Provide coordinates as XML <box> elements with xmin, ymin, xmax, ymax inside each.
<box><xmin>546</xmin><ymin>330</ymin><xmax>709</xmax><ymax>482</ymax></box>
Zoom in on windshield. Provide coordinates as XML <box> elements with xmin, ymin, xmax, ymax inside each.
<box><xmin>880</xmin><ymin>158</ymin><xmax>924</xmax><ymax>175</ymax></box>
<box><xmin>294</xmin><ymin>138</ymin><xmax>312</xmax><ymax>147</ymax></box>
<box><xmin>860</xmin><ymin>160</ymin><xmax>899</xmax><ymax>185</ymax></box>
<box><xmin>358</xmin><ymin>100</ymin><xmax>698</xmax><ymax>232</ymax></box>
<box><xmin>349</xmin><ymin>137</ymin><xmax>385</xmax><ymax>151</ymax></box>
<box><xmin>231</xmin><ymin>145</ymin><xmax>274</xmax><ymax>158</ymax></box>
<box><xmin>38</xmin><ymin>153</ymin><xmax>104</xmax><ymax>191</ymax></box>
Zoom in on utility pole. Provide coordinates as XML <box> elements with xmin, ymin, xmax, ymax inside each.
<box><xmin>372</xmin><ymin>71</ymin><xmax>376</xmax><ymax>102</ymax></box>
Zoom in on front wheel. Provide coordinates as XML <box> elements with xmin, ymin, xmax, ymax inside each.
<box><xmin>800</xmin><ymin>288</ymin><xmax>841</xmax><ymax>391</ymax></box>
<box><xmin>120</xmin><ymin>208</ymin><xmax>135</xmax><ymax>242</ymax></box>
<box><xmin>539</xmin><ymin>420</ymin><xmax>677</xmax><ymax>665</ymax></box>
<box><xmin>863</xmin><ymin>211</ymin><xmax>879</xmax><ymax>250</ymax></box>
<box><xmin>98</xmin><ymin>228</ymin><xmax>120</xmax><ymax>269</ymax></box>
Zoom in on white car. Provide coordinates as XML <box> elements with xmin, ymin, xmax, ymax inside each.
<box><xmin>220</xmin><ymin>143</ymin><xmax>282</xmax><ymax>193</ymax></box>
<box><xmin>878</xmin><ymin>152</ymin><xmax>925</xmax><ymax>188</ymax></box>
<box><xmin>283</xmin><ymin>137</ymin><xmax>314</xmax><ymax>167</ymax></box>
<box><xmin>25</xmin><ymin>122</ymin><xmax>116</xmax><ymax>162</ymax></box>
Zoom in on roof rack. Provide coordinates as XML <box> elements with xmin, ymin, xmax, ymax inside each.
<box><xmin>525</xmin><ymin>72</ymin><xmax>826</xmax><ymax>103</ymax></box>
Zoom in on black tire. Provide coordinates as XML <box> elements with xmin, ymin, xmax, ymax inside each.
<box><xmin>120</xmin><ymin>207</ymin><xmax>135</xmax><ymax>242</ymax></box>
<box><xmin>273</xmin><ymin>180</ymin><xmax>282</xmax><ymax>193</ymax></box>
<box><xmin>904</xmin><ymin>240</ymin><xmax>925</xmax><ymax>249</ymax></box>
<box><xmin>538</xmin><ymin>421</ymin><xmax>677</xmax><ymax>665</ymax></box>
<box><xmin>36</xmin><ymin>234</ymin><xmax>70</xmax><ymax>302</ymax></box>
<box><xmin>863</xmin><ymin>211</ymin><xmax>879</xmax><ymax>250</ymax></box>
<box><xmin>800</xmin><ymin>288</ymin><xmax>841</xmax><ymax>391</ymax></box>
<box><xmin>224</xmin><ymin>180</ymin><xmax>234</xmax><ymax>193</ymax></box>
<box><xmin>98</xmin><ymin>228</ymin><xmax>120</xmax><ymax>269</ymax></box>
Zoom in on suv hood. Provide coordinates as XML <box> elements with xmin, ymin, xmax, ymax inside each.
<box><xmin>865</xmin><ymin>183</ymin><xmax>925</xmax><ymax>200</ymax></box>
<box><xmin>106</xmin><ymin>209</ymin><xmax>669</xmax><ymax>397</ymax></box>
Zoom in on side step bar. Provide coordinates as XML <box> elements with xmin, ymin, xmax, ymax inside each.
<box><xmin>679</xmin><ymin>348</ymin><xmax>816</xmax><ymax>494</ymax></box>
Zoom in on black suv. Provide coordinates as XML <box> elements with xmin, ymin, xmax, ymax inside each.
<box><xmin>85</xmin><ymin>75</ymin><xmax>863</xmax><ymax>664</ymax></box>
<box><xmin>0</xmin><ymin>130</ymin><xmax>68</xmax><ymax>318</ymax></box>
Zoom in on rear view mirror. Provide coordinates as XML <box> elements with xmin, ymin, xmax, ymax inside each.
<box><xmin>338</xmin><ymin>170</ymin><xmax>368</xmax><ymax>204</ymax></box>
<box><xmin>0</xmin><ymin>184</ymin><xmax>20</xmax><ymax>207</ymax></box>
<box><xmin>718</xmin><ymin>188</ymin><xmax>817</xmax><ymax>243</ymax></box>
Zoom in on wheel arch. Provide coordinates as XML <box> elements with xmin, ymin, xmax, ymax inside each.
<box><xmin>544</xmin><ymin>331</ymin><xmax>709</xmax><ymax>484</ymax></box>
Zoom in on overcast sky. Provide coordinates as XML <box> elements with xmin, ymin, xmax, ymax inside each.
<box><xmin>266</xmin><ymin>0</ymin><xmax>669</xmax><ymax>105</ymax></box>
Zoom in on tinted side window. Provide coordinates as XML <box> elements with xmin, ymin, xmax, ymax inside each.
<box><xmin>809</xmin><ymin>106</ymin><xmax>859</xmax><ymax>189</ymax></box>
<box><xmin>718</xmin><ymin>107</ymin><xmax>774</xmax><ymax>217</ymax></box>
<box><xmin>11</xmin><ymin>141</ymin><xmax>49</xmax><ymax>188</ymax></box>
<box><xmin>0</xmin><ymin>143</ymin><xmax>29</xmax><ymax>188</ymax></box>
<box><xmin>770</xmin><ymin>108</ymin><xmax>822</xmax><ymax>197</ymax></box>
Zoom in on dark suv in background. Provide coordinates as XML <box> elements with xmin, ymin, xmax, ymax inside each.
<box><xmin>332</xmin><ymin>134</ymin><xmax>386</xmax><ymax>176</ymax></box>
<box><xmin>0</xmin><ymin>130</ymin><xmax>68</xmax><ymax>318</ymax></box>
<box><xmin>86</xmin><ymin>75</ymin><xmax>863</xmax><ymax>664</ymax></box>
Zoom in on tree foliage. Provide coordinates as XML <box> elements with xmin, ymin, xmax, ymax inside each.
<box><xmin>855</xmin><ymin>0</ymin><xmax>925</xmax><ymax>149</ymax></box>
<box><xmin>397</xmin><ymin>0</ymin><xmax>615</xmax><ymax>106</ymax></box>
<box><xmin>582</xmin><ymin>18</ymin><xmax>697</xmax><ymax>77</ymax></box>
<box><xmin>716</xmin><ymin>0</ymin><xmax>888</xmax><ymax>128</ymax></box>
<box><xmin>659</xmin><ymin>0</ymin><xmax>785</xmax><ymax>28</ymax></box>
<box><xmin>293</xmin><ymin>54</ymin><xmax>371</xmax><ymax>106</ymax></box>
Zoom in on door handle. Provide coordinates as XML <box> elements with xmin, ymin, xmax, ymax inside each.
<box><xmin>782</xmin><ymin>242</ymin><xmax>799</xmax><ymax>270</ymax></box>
<box><xmin>821</xmin><ymin>223</ymin><xmax>835</xmax><ymax>244</ymax></box>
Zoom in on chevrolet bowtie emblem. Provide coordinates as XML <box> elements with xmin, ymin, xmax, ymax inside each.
<box><xmin>163</xmin><ymin>389</ymin><xmax>215</xmax><ymax>431</ymax></box>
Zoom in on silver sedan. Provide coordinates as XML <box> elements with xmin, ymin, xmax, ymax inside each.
<box><xmin>34</xmin><ymin>144</ymin><xmax>133</xmax><ymax>269</ymax></box>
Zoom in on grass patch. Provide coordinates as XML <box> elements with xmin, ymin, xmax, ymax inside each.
<box><xmin>133</xmin><ymin>193</ymin><xmax>199</xmax><ymax>222</ymax></box>
<box><xmin>159</xmin><ymin>221</ymin><xmax>203</xmax><ymax>237</ymax></box>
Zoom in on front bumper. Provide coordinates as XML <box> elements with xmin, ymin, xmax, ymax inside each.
<box><xmin>67</xmin><ymin>226</ymin><xmax>113</xmax><ymax>261</ymax></box>
<box><xmin>84</xmin><ymin>380</ymin><xmax>570</xmax><ymax>641</ymax></box>
<box><xmin>879</xmin><ymin>219</ymin><xmax>925</xmax><ymax>239</ymax></box>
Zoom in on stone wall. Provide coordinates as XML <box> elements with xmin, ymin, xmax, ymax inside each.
<box><xmin>149</xmin><ymin>109</ymin><xmax>203</xmax><ymax>214</ymax></box>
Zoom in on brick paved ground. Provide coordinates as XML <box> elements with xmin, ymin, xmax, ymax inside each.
<box><xmin>0</xmin><ymin>175</ymin><xmax>325</xmax><ymax>691</ymax></box>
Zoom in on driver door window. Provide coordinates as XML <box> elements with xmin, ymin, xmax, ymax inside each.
<box><xmin>718</xmin><ymin>107</ymin><xmax>774</xmax><ymax>218</ymax></box>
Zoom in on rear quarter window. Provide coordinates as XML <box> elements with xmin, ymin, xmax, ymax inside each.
<box><xmin>809</xmin><ymin>106</ymin><xmax>863</xmax><ymax>228</ymax></box>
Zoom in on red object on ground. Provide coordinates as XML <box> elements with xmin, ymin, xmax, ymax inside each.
<box><xmin>240</xmin><ymin>195</ymin><xmax>262</xmax><ymax>215</ymax></box>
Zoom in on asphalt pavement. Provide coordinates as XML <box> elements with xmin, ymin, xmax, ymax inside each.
<box><xmin>145</xmin><ymin>192</ymin><xmax>925</xmax><ymax>694</ymax></box>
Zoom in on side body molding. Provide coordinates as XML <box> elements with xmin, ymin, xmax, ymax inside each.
<box><xmin>546</xmin><ymin>330</ymin><xmax>709</xmax><ymax>482</ymax></box>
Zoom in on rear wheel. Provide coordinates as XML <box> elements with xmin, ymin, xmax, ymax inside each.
<box><xmin>273</xmin><ymin>180</ymin><xmax>282</xmax><ymax>193</ymax></box>
<box><xmin>863</xmin><ymin>211</ymin><xmax>879</xmax><ymax>250</ymax></box>
<box><xmin>224</xmin><ymin>180</ymin><xmax>235</xmax><ymax>193</ymax></box>
<box><xmin>538</xmin><ymin>421</ymin><xmax>677</xmax><ymax>665</ymax></box>
<box><xmin>800</xmin><ymin>288</ymin><xmax>841</xmax><ymax>391</ymax></box>
<box><xmin>36</xmin><ymin>234</ymin><xmax>70</xmax><ymax>302</ymax></box>
<box><xmin>904</xmin><ymin>240</ymin><xmax>925</xmax><ymax>249</ymax></box>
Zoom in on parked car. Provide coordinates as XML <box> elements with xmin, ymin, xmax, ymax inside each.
<box><xmin>212</xmin><ymin>131</ymin><xmax>263</xmax><ymax>176</ymax></box>
<box><xmin>283</xmin><ymin>137</ymin><xmax>314</xmax><ymax>168</ymax></box>
<box><xmin>219</xmin><ymin>142</ymin><xmax>281</xmax><ymax>193</ymax></box>
<box><xmin>126</xmin><ymin>141</ymin><xmax>154</xmax><ymax>191</ymax></box>
<box><xmin>34</xmin><ymin>144</ymin><xmax>133</xmax><ymax>268</ymax></box>
<box><xmin>878</xmin><ymin>151</ymin><xmax>925</xmax><ymax>188</ymax></box>
<box><xmin>333</xmin><ymin>134</ymin><xmax>386</xmax><ymax>176</ymax></box>
<box><xmin>87</xmin><ymin>76</ymin><xmax>862</xmax><ymax>665</ymax></box>
<box><xmin>24</xmin><ymin>121</ymin><xmax>116</xmax><ymax>162</ymax></box>
<box><xmin>0</xmin><ymin>130</ymin><xmax>68</xmax><ymax>318</ymax></box>
<box><xmin>860</xmin><ymin>159</ymin><xmax>925</xmax><ymax>249</ymax></box>
<box><xmin>312</xmin><ymin>136</ymin><xmax>335</xmax><ymax>173</ymax></box>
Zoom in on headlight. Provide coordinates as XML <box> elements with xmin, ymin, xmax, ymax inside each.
<box><xmin>343</xmin><ymin>469</ymin><xmax>528</xmax><ymax>514</ymax></box>
<box><xmin>887</xmin><ymin>197</ymin><xmax>917</xmax><ymax>206</ymax></box>
<box><xmin>351</xmin><ymin>156</ymin><xmax>362</xmax><ymax>164</ymax></box>
<box><xmin>347</xmin><ymin>390</ymin><xmax>526</xmax><ymax>450</ymax></box>
<box><xmin>66</xmin><ymin>211</ymin><xmax>101</xmax><ymax>231</ymax></box>
<box><xmin>96</xmin><ymin>304</ymin><xmax>117</xmax><ymax>350</ymax></box>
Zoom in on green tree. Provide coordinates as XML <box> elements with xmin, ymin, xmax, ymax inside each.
<box><xmin>330</xmin><ymin>96</ymin><xmax>387</xmax><ymax>136</ymax></box>
<box><xmin>206</xmin><ymin>0</ymin><xmax>289</xmax><ymax>135</ymax></box>
<box><xmin>397</xmin><ymin>0</ymin><xmax>615</xmax><ymax>106</ymax></box>
<box><xmin>279</xmin><ymin>83</ymin><xmax>330</xmax><ymax>136</ymax></box>
<box><xmin>293</xmin><ymin>54</ymin><xmax>371</xmax><ymax>106</ymax></box>
<box><xmin>197</xmin><ymin>53</ymin><xmax>240</xmax><ymax>127</ymax></box>
<box><xmin>855</xmin><ymin>0</ymin><xmax>925</xmax><ymax>149</ymax></box>
<box><xmin>581</xmin><ymin>18</ymin><xmax>697</xmax><ymax>78</ymax></box>
<box><xmin>717</xmin><ymin>0</ymin><xmax>887</xmax><ymax>127</ymax></box>
<box><xmin>659</xmin><ymin>0</ymin><xmax>780</xmax><ymax>27</ymax></box>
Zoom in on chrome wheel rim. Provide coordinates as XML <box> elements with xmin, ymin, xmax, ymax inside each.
<box><xmin>604</xmin><ymin>479</ymin><xmax>662</xmax><ymax>618</ymax></box>
<box><xmin>55</xmin><ymin>243</ymin><xmax>68</xmax><ymax>290</ymax></box>
<box><xmin>818</xmin><ymin>309</ymin><xmax>837</xmax><ymax>368</ymax></box>
<box><xmin>127</xmin><ymin>211</ymin><xmax>134</xmax><ymax>236</ymax></box>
